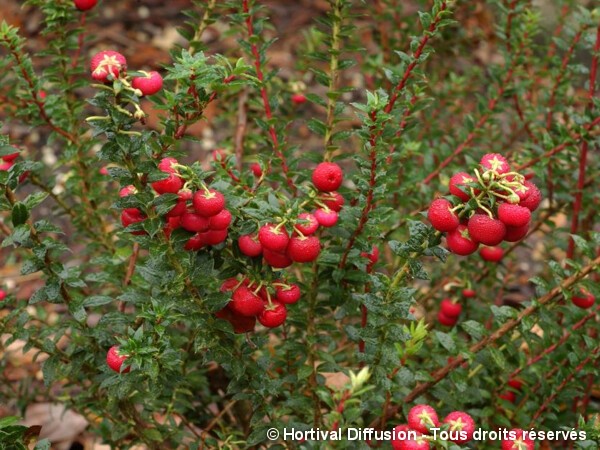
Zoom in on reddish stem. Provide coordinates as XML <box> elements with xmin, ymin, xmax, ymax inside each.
<box><xmin>566</xmin><ymin>24</ymin><xmax>599</xmax><ymax>259</ymax></box>
<box><xmin>339</xmin><ymin>1</ymin><xmax>448</xmax><ymax>270</ymax></box>
<box><xmin>242</xmin><ymin>0</ymin><xmax>297</xmax><ymax>195</ymax></box>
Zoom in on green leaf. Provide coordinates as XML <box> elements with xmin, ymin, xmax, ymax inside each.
<box><xmin>11</xmin><ymin>202</ymin><xmax>29</xmax><ymax>227</ymax></box>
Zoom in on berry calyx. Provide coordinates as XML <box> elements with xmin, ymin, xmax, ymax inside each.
<box><xmin>286</xmin><ymin>235</ymin><xmax>321</xmax><ymax>263</ymax></box>
<box><xmin>312</xmin><ymin>162</ymin><xmax>343</xmax><ymax>192</ymax></box>
<box><xmin>428</xmin><ymin>198</ymin><xmax>460</xmax><ymax>232</ymax></box>
<box><xmin>442</xmin><ymin>411</ymin><xmax>475</xmax><ymax>444</ymax></box>
<box><xmin>314</xmin><ymin>208</ymin><xmax>339</xmax><ymax>227</ymax></box>
<box><xmin>258</xmin><ymin>301</ymin><xmax>287</xmax><ymax>328</ymax></box>
<box><xmin>467</xmin><ymin>214</ymin><xmax>506</xmax><ymax>246</ymax></box>
<box><xmin>193</xmin><ymin>189</ymin><xmax>226</xmax><ymax>217</ymax></box>
<box><xmin>479</xmin><ymin>246</ymin><xmax>504</xmax><ymax>262</ymax></box>
<box><xmin>258</xmin><ymin>223</ymin><xmax>290</xmax><ymax>252</ymax></box>
<box><xmin>229</xmin><ymin>286</ymin><xmax>264</xmax><ymax>317</ymax></box>
<box><xmin>446</xmin><ymin>225</ymin><xmax>479</xmax><ymax>256</ymax></box>
<box><xmin>74</xmin><ymin>0</ymin><xmax>97</xmax><ymax>11</ymax></box>
<box><xmin>501</xmin><ymin>428</ymin><xmax>535</xmax><ymax>450</ymax></box>
<box><xmin>480</xmin><ymin>153</ymin><xmax>510</xmax><ymax>174</ymax></box>
<box><xmin>106</xmin><ymin>346</ymin><xmax>130</xmax><ymax>373</ymax></box>
<box><xmin>407</xmin><ymin>404</ymin><xmax>439</xmax><ymax>434</ymax></box>
<box><xmin>90</xmin><ymin>50</ymin><xmax>126</xmax><ymax>82</ymax></box>
<box><xmin>449</xmin><ymin>172</ymin><xmax>475</xmax><ymax>201</ymax></box>
<box><xmin>572</xmin><ymin>288</ymin><xmax>595</xmax><ymax>309</ymax></box>
<box><xmin>132</xmin><ymin>71</ymin><xmax>163</xmax><ymax>96</ymax></box>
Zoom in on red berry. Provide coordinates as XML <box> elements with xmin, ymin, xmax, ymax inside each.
<box><xmin>291</xmin><ymin>93</ymin><xmax>307</xmax><ymax>104</ymax></box>
<box><xmin>295</xmin><ymin>213</ymin><xmax>319</xmax><ymax>235</ymax></box>
<box><xmin>287</xmin><ymin>236</ymin><xmax>321</xmax><ymax>263</ymax></box>
<box><xmin>446</xmin><ymin>224</ymin><xmax>479</xmax><ymax>256</ymax></box>
<box><xmin>428</xmin><ymin>198</ymin><xmax>460</xmax><ymax>232</ymax></box>
<box><xmin>467</xmin><ymin>214</ymin><xmax>506</xmax><ymax>246</ymax></box>
<box><xmin>120</xmin><ymin>209</ymin><xmax>145</xmax><ymax>228</ymax></box>
<box><xmin>258</xmin><ymin>223</ymin><xmax>289</xmax><ymax>252</ymax></box>
<box><xmin>212</xmin><ymin>149</ymin><xmax>227</xmax><ymax>162</ymax></box>
<box><xmin>132</xmin><ymin>71</ymin><xmax>163</xmax><ymax>96</ymax></box>
<box><xmin>480</xmin><ymin>153</ymin><xmax>510</xmax><ymax>174</ymax></box>
<box><xmin>503</xmin><ymin>223</ymin><xmax>530</xmax><ymax>242</ymax></box>
<box><xmin>361</xmin><ymin>245</ymin><xmax>380</xmax><ymax>267</ymax></box>
<box><xmin>572</xmin><ymin>288</ymin><xmax>595</xmax><ymax>309</ymax></box>
<box><xmin>407</xmin><ymin>404</ymin><xmax>439</xmax><ymax>434</ymax></box>
<box><xmin>37</xmin><ymin>90</ymin><xmax>47</xmax><ymax>101</ymax></box>
<box><xmin>479</xmin><ymin>246</ymin><xmax>504</xmax><ymax>262</ymax></box>
<box><xmin>2</xmin><ymin>151</ymin><xmax>19</xmax><ymax>163</ymax></box>
<box><xmin>438</xmin><ymin>310</ymin><xmax>458</xmax><ymax>327</ymax></box>
<box><xmin>275</xmin><ymin>283</ymin><xmax>301</xmax><ymax>304</ymax></box>
<box><xmin>499</xmin><ymin>391</ymin><xmax>516</xmax><ymax>403</ymax></box>
<box><xmin>228</xmin><ymin>312</ymin><xmax>256</xmax><ymax>334</ymax></box>
<box><xmin>312</xmin><ymin>162</ymin><xmax>343</xmax><ymax>192</ymax></box>
<box><xmin>193</xmin><ymin>189</ymin><xmax>226</xmax><ymax>217</ymax></box>
<box><xmin>440</xmin><ymin>298</ymin><xmax>462</xmax><ymax>317</ymax></box>
<box><xmin>263</xmin><ymin>249</ymin><xmax>293</xmax><ymax>268</ymax></box>
<box><xmin>250</xmin><ymin>163</ymin><xmax>263</xmax><ymax>177</ymax></box>
<box><xmin>152</xmin><ymin>173</ymin><xmax>183</xmax><ymax>194</ymax></box>
<box><xmin>462</xmin><ymin>289</ymin><xmax>476</xmax><ymax>298</ymax></box>
<box><xmin>229</xmin><ymin>286</ymin><xmax>264</xmax><ymax>317</ymax></box>
<box><xmin>321</xmin><ymin>191</ymin><xmax>345</xmax><ymax>212</ymax></box>
<box><xmin>443</xmin><ymin>411</ymin><xmax>475</xmax><ymax>444</ymax></box>
<box><xmin>209</xmin><ymin>209</ymin><xmax>232</xmax><ymax>230</ymax></box>
<box><xmin>74</xmin><ymin>0</ymin><xmax>97</xmax><ymax>11</ymax></box>
<box><xmin>184</xmin><ymin>233</ymin><xmax>206</xmax><ymax>251</ymax></box>
<box><xmin>99</xmin><ymin>166</ymin><xmax>109</xmax><ymax>176</ymax></box>
<box><xmin>220</xmin><ymin>278</ymin><xmax>240</xmax><ymax>292</ymax></box>
<box><xmin>239</xmin><ymin>234</ymin><xmax>263</xmax><ymax>257</ymax></box>
<box><xmin>501</xmin><ymin>429</ymin><xmax>534</xmax><ymax>450</ymax></box>
<box><xmin>106</xmin><ymin>346</ymin><xmax>130</xmax><ymax>373</ymax></box>
<box><xmin>166</xmin><ymin>191</ymin><xmax>190</xmax><ymax>218</ymax></box>
<box><xmin>519</xmin><ymin>181</ymin><xmax>542</xmax><ymax>211</ymax></box>
<box><xmin>90</xmin><ymin>50</ymin><xmax>126</xmax><ymax>82</ymax></box>
<box><xmin>393</xmin><ymin>434</ymin><xmax>430</xmax><ymax>450</ymax></box>
<box><xmin>498</xmin><ymin>203</ymin><xmax>531</xmax><ymax>227</ymax></box>
<box><xmin>119</xmin><ymin>185</ymin><xmax>136</xmax><ymax>197</ymax></box>
<box><xmin>0</xmin><ymin>161</ymin><xmax>14</xmax><ymax>171</ymax></box>
<box><xmin>449</xmin><ymin>172</ymin><xmax>475</xmax><ymax>201</ymax></box>
<box><xmin>163</xmin><ymin>215</ymin><xmax>181</xmax><ymax>238</ymax></box>
<box><xmin>258</xmin><ymin>301</ymin><xmax>287</xmax><ymax>328</ymax></box>
<box><xmin>158</xmin><ymin>157</ymin><xmax>178</xmax><ymax>173</ymax></box>
<box><xmin>508</xmin><ymin>379</ymin><xmax>523</xmax><ymax>390</ymax></box>
<box><xmin>181</xmin><ymin>211</ymin><xmax>210</xmax><ymax>232</ymax></box>
<box><xmin>314</xmin><ymin>208</ymin><xmax>338</xmax><ymax>227</ymax></box>
<box><xmin>0</xmin><ymin>290</ymin><xmax>6</xmax><ymax>301</ymax></box>
<box><xmin>203</xmin><ymin>229</ymin><xmax>228</xmax><ymax>246</ymax></box>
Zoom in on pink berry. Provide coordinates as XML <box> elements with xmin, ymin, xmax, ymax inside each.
<box><xmin>132</xmin><ymin>71</ymin><xmax>163</xmax><ymax>96</ymax></box>
<box><xmin>90</xmin><ymin>50</ymin><xmax>126</xmax><ymax>82</ymax></box>
<box><xmin>314</xmin><ymin>208</ymin><xmax>338</xmax><ymax>227</ymax></box>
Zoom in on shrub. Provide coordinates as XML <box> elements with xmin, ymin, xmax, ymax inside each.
<box><xmin>0</xmin><ymin>0</ymin><xmax>599</xmax><ymax>449</ymax></box>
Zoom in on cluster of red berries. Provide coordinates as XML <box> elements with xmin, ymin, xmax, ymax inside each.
<box><xmin>216</xmin><ymin>277</ymin><xmax>302</xmax><ymax>332</ymax></box>
<box><xmin>437</xmin><ymin>288</ymin><xmax>475</xmax><ymax>327</ymax></box>
<box><xmin>90</xmin><ymin>50</ymin><xmax>163</xmax><ymax>96</ymax></box>
<box><xmin>237</xmin><ymin>162</ymin><xmax>344</xmax><ymax>268</ymax></box>
<box><xmin>499</xmin><ymin>378</ymin><xmax>524</xmax><ymax>404</ymax></box>
<box><xmin>391</xmin><ymin>404</ymin><xmax>475</xmax><ymax>449</ymax></box>
<box><xmin>120</xmin><ymin>157</ymin><xmax>231</xmax><ymax>249</ymax></box>
<box><xmin>428</xmin><ymin>153</ymin><xmax>542</xmax><ymax>256</ymax></box>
